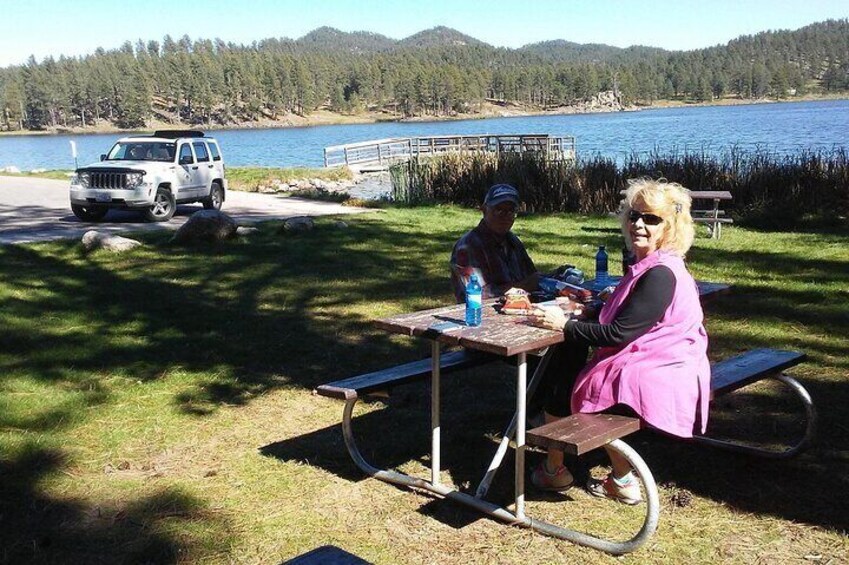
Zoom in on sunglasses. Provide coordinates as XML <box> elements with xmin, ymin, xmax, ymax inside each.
<box><xmin>628</xmin><ymin>210</ymin><xmax>664</xmax><ymax>226</ymax></box>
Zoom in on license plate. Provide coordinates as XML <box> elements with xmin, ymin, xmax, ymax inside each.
<box><xmin>95</xmin><ymin>192</ymin><xmax>112</xmax><ymax>203</ymax></box>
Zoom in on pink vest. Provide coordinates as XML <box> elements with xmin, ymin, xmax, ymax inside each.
<box><xmin>570</xmin><ymin>250</ymin><xmax>711</xmax><ymax>437</ymax></box>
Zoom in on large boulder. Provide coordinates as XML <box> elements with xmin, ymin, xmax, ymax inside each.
<box><xmin>236</xmin><ymin>226</ymin><xmax>259</xmax><ymax>236</ymax></box>
<box><xmin>171</xmin><ymin>210</ymin><xmax>238</xmax><ymax>244</ymax></box>
<box><xmin>279</xmin><ymin>216</ymin><xmax>315</xmax><ymax>233</ymax></box>
<box><xmin>81</xmin><ymin>230</ymin><xmax>142</xmax><ymax>252</ymax></box>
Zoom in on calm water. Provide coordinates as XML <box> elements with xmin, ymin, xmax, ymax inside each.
<box><xmin>1</xmin><ymin>99</ymin><xmax>847</xmax><ymax>171</ymax></box>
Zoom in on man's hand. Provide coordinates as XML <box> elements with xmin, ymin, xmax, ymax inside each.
<box><xmin>526</xmin><ymin>305</ymin><xmax>568</xmax><ymax>332</ymax></box>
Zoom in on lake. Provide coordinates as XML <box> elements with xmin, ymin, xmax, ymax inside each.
<box><xmin>1</xmin><ymin>99</ymin><xmax>847</xmax><ymax>171</ymax></box>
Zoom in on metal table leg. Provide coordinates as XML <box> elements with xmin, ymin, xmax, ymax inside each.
<box><xmin>431</xmin><ymin>341</ymin><xmax>441</xmax><ymax>485</ymax></box>
<box><xmin>475</xmin><ymin>348</ymin><xmax>553</xmax><ymax>499</ymax></box>
<box><xmin>694</xmin><ymin>373</ymin><xmax>817</xmax><ymax>458</ymax></box>
<box><xmin>515</xmin><ymin>352</ymin><xmax>527</xmax><ymax>519</ymax></box>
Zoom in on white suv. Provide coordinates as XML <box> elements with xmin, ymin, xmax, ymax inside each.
<box><xmin>69</xmin><ymin>130</ymin><xmax>227</xmax><ymax>222</ymax></box>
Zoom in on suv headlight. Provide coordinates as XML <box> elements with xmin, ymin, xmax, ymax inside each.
<box><xmin>125</xmin><ymin>171</ymin><xmax>146</xmax><ymax>189</ymax></box>
<box><xmin>71</xmin><ymin>172</ymin><xmax>90</xmax><ymax>188</ymax></box>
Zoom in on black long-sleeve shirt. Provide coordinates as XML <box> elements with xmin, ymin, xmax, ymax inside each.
<box><xmin>565</xmin><ymin>266</ymin><xmax>675</xmax><ymax>348</ymax></box>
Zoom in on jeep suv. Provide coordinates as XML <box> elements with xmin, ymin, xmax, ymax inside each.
<box><xmin>69</xmin><ymin>130</ymin><xmax>227</xmax><ymax>222</ymax></box>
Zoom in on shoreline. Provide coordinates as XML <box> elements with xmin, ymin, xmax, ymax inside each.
<box><xmin>1</xmin><ymin>94</ymin><xmax>846</xmax><ymax>138</ymax></box>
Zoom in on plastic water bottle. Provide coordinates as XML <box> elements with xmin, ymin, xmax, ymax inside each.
<box><xmin>595</xmin><ymin>245</ymin><xmax>609</xmax><ymax>286</ymax></box>
<box><xmin>465</xmin><ymin>275</ymin><xmax>482</xmax><ymax>326</ymax></box>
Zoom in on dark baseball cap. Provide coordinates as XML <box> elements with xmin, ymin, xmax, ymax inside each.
<box><xmin>483</xmin><ymin>184</ymin><xmax>520</xmax><ymax>207</ymax></box>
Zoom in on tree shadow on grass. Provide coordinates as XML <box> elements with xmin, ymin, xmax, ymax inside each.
<box><xmin>2</xmin><ymin>212</ymin><xmax>849</xmax><ymax>546</ymax></box>
<box><xmin>0</xmin><ymin>444</ymin><xmax>234</xmax><ymax>564</ymax></box>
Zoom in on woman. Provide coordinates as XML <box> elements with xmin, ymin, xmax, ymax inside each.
<box><xmin>528</xmin><ymin>178</ymin><xmax>711</xmax><ymax>505</ymax></box>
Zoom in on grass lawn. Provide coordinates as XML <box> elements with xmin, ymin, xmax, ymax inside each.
<box><xmin>1</xmin><ymin>206</ymin><xmax>847</xmax><ymax>564</ymax></box>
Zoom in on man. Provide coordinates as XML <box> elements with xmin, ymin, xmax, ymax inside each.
<box><xmin>449</xmin><ymin>183</ymin><xmax>585</xmax><ymax>433</ymax></box>
<box><xmin>450</xmin><ymin>183</ymin><xmax>541</xmax><ymax>302</ymax></box>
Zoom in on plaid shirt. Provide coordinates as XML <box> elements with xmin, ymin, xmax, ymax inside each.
<box><xmin>450</xmin><ymin>220</ymin><xmax>537</xmax><ymax>302</ymax></box>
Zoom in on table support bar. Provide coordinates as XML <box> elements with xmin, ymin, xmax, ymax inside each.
<box><xmin>475</xmin><ymin>348</ymin><xmax>552</xmax><ymax>499</ymax></box>
<box><xmin>340</xmin><ymin>397</ymin><xmax>659</xmax><ymax>554</ymax></box>
<box><xmin>694</xmin><ymin>373</ymin><xmax>817</xmax><ymax>458</ymax></box>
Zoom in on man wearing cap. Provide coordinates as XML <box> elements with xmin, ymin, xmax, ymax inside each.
<box><xmin>450</xmin><ymin>183</ymin><xmax>583</xmax><ymax>434</ymax></box>
<box><xmin>450</xmin><ymin>183</ymin><xmax>540</xmax><ymax>302</ymax></box>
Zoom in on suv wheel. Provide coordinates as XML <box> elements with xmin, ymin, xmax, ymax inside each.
<box><xmin>144</xmin><ymin>187</ymin><xmax>176</xmax><ymax>222</ymax></box>
<box><xmin>71</xmin><ymin>204</ymin><xmax>108</xmax><ymax>222</ymax></box>
<box><xmin>202</xmin><ymin>181</ymin><xmax>223</xmax><ymax>210</ymax></box>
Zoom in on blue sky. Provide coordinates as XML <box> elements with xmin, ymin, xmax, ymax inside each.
<box><xmin>0</xmin><ymin>0</ymin><xmax>846</xmax><ymax>67</ymax></box>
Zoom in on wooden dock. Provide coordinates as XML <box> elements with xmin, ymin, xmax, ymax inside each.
<box><xmin>324</xmin><ymin>134</ymin><xmax>576</xmax><ymax>170</ymax></box>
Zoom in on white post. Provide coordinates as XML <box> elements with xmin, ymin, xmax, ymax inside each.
<box><xmin>69</xmin><ymin>140</ymin><xmax>78</xmax><ymax>169</ymax></box>
<box><xmin>515</xmin><ymin>352</ymin><xmax>527</xmax><ymax>519</ymax></box>
<box><xmin>431</xmin><ymin>341</ymin><xmax>441</xmax><ymax>486</ymax></box>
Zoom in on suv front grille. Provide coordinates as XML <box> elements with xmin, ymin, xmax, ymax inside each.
<box><xmin>89</xmin><ymin>172</ymin><xmax>128</xmax><ymax>189</ymax></box>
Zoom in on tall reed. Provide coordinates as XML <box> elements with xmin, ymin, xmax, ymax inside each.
<box><xmin>390</xmin><ymin>148</ymin><xmax>849</xmax><ymax>225</ymax></box>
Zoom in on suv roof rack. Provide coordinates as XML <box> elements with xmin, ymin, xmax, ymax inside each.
<box><xmin>152</xmin><ymin>130</ymin><xmax>205</xmax><ymax>139</ymax></box>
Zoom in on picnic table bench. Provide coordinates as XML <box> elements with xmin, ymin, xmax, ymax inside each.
<box><xmin>528</xmin><ymin>348</ymin><xmax>816</xmax><ymax>459</ymax></box>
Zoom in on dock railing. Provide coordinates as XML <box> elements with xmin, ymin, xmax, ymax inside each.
<box><xmin>324</xmin><ymin>134</ymin><xmax>576</xmax><ymax>169</ymax></box>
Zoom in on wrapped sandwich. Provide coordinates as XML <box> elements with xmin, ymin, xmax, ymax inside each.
<box><xmin>499</xmin><ymin>288</ymin><xmax>533</xmax><ymax>315</ymax></box>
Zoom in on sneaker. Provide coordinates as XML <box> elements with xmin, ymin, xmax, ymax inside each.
<box><xmin>587</xmin><ymin>473</ymin><xmax>643</xmax><ymax>505</ymax></box>
<box><xmin>531</xmin><ymin>462</ymin><xmax>574</xmax><ymax>491</ymax></box>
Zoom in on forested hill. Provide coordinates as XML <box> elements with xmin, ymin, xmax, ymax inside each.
<box><xmin>1</xmin><ymin>19</ymin><xmax>847</xmax><ymax>132</ymax></box>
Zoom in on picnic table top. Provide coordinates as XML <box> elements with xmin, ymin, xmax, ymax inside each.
<box><xmin>687</xmin><ymin>190</ymin><xmax>733</xmax><ymax>200</ymax></box>
<box><xmin>376</xmin><ymin>280</ymin><xmax>730</xmax><ymax>357</ymax></box>
<box><xmin>376</xmin><ymin>299</ymin><xmax>562</xmax><ymax>357</ymax></box>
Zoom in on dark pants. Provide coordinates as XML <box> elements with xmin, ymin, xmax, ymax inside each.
<box><xmin>527</xmin><ymin>341</ymin><xmax>590</xmax><ymax>418</ymax></box>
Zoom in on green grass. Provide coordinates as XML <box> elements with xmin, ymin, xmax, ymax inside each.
<box><xmin>227</xmin><ymin>166</ymin><xmax>354</xmax><ymax>192</ymax></box>
<box><xmin>2</xmin><ymin>169</ymin><xmax>73</xmax><ymax>180</ymax></box>
<box><xmin>1</xmin><ymin>208</ymin><xmax>847</xmax><ymax>564</ymax></box>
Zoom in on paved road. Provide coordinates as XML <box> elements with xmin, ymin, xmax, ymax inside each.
<box><xmin>0</xmin><ymin>175</ymin><xmax>374</xmax><ymax>245</ymax></box>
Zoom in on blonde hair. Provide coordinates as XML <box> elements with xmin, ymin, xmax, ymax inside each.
<box><xmin>619</xmin><ymin>178</ymin><xmax>695</xmax><ymax>256</ymax></box>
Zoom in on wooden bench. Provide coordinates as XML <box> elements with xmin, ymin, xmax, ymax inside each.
<box><xmin>315</xmin><ymin>349</ymin><xmax>497</xmax><ymax>401</ymax></box>
<box><xmin>689</xmin><ymin>190</ymin><xmax>733</xmax><ymax>239</ymax></box>
<box><xmin>527</xmin><ymin>348</ymin><xmax>815</xmax><ymax>459</ymax></box>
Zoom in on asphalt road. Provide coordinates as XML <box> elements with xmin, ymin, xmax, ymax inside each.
<box><xmin>0</xmin><ymin>175</ymin><xmax>373</xmax><ymax>245</ymax></box>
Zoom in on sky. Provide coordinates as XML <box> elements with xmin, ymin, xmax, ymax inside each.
<box><xmin>0</xmin><ymin>0</ymin><xmax>846</xmax><ymax>68</ymax></box>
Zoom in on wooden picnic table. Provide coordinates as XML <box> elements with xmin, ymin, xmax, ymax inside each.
<box><xmin>620</xmin><ymin>189</ymin><xmax>734</xmax><ymax>239</ymax></box>
<box><xmin>318</xmin><ymin>277</ymin><xmax>816</xmax><ymax>553</ymax></box>
<box><xmin>689</xmin><ymin>190</ymin><xmax>733</xmax><ymax>239</ymax></box>
<box><xmin>370</xmin><ymin>280</ymin><xmax>730</xmax><ymax>553</ymax></box>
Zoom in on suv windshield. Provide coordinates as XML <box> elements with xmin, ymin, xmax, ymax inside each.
<box><xmin>108</xmin><ymin>142</ymin><xmax>176</xmax><ymax>162</ymax></box>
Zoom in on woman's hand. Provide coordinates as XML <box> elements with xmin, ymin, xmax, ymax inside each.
<box><xmin>527</xmin><ymin>305</ymin><xmax>568</xmax><ymax>331</ymax></box>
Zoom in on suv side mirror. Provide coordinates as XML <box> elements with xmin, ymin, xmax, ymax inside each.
<box><xmin>179</xmin><ymin>155</ymin><xmax>193</xmax><ymax>165</ymax></box>
<box><xmin>100</xmin><ymin>154</ymin><xmax>107</xmax><ymax>161</ymax></box>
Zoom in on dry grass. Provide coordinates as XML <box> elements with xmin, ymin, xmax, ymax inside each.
<box><xmin>1</xmin><ymin>208</ymin><xmax>847</xmax><ymax>564</ymax></box>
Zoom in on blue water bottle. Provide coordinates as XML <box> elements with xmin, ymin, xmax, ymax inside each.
<box><xmin>465</xmin><ymin>275</ymin><xmax>482</xmax><ymax>327</ymax></box>
<box><xmin>595</xmin><ymin>245</ymin><xmax>609</xmax><ymax>287</ymax></box>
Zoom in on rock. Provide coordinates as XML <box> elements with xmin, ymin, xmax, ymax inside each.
<box><xmin>81</xmin><ymin>230</ymin><xmax>142</xmax><ymax>252</ymax></box>
<box><xmin>171</xmin><ymin>210</ymin><xmax>238</xmax><ymax>244</ymax></box>
<box><xmin>333</xmin><ymin>221</ymin><xmax>349</xmax><ymax>229</ymax></box>
<box><xmin>280</xmin><ymin>216</ymin><xmax>314</xmax><ymax>233</ymax></box>
<box><xmin>236</xmin><ymin>226</ymin><xmax>258</xmax><ymax>236</ymax></box>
